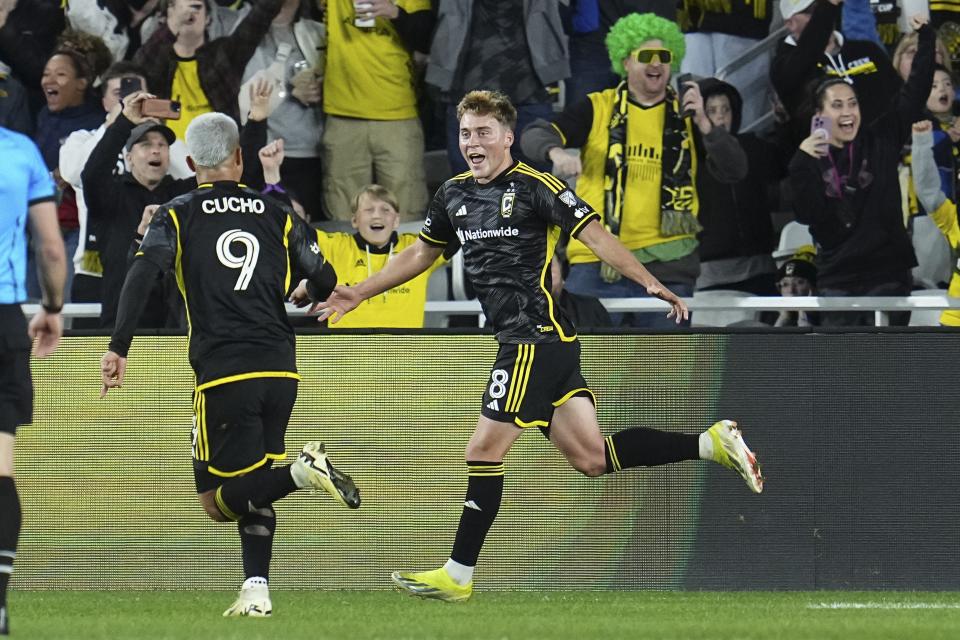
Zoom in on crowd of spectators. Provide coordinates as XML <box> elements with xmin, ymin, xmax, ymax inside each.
<box><xmin>5</xmin><ymin>0</ymin><xmax>960</xmax><ymax>328</ymax></box>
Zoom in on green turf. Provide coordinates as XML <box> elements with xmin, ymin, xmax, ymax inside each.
<box><xmin>9</xmin><ymin>591</ymin><xmax>960</xmax><ymax>640</ymax></box>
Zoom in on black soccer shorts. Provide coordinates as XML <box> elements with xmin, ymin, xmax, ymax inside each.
<box><xmin>191</xmin><ymin>376</ymin><xmax>297</xmax><ymax>493</ymax></box>
<box><xmin>0</xmin><ymin>306</ymin><xmax>33</xmax><ymax>435</ymax></box>
<box><xmin>480</xmin><ymin>339</ymin><xmax>595</xmax><ymax>428</ymax></box>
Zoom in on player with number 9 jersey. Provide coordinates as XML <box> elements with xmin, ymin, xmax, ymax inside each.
<box><xmin>112</xmin><ymin>181</ymin><xmax>335</xmax><ymax>387</ymax></box>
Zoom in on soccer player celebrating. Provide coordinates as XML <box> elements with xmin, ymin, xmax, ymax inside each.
<box><xmin>302</xmin><ymin>90</ymin><xmax>764</xmax><ymax>602</ymax></box>
<box><xmin>100</xmin><ymin>112</ymin><xmax>360</xmax><ymax>617</ymax></box>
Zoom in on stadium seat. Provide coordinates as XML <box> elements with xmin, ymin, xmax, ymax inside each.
<box><xmin>690</xmin><ymin>290</ymin><xmax>759</xmax><ymax>327</ymax></box>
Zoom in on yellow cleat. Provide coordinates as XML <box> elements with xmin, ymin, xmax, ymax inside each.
<box><xmin>293</xmin><ymin>442</ymin><xmax>360</xmax><ymax>509</ymax></box>
<box><xmin>708</xmin><ymin>420</ymin><xmax>764</xmax><ymax>494</ymax></box>
<box><xmin>391</xmin><ymin>567</ymin><xmax>473</xmax><ymax>602</ymax></box>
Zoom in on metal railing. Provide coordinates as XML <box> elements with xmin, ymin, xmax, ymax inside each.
<box><xmin>22</xmin><ymin>295</ymin><xmax>960</xmax><ymax>328</ymax></box>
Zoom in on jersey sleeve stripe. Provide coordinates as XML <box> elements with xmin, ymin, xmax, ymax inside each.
<box><xmin>419</xmin><ymin>231</ymin><xmax>446</xmax><ymax>246</ymax></box>
<box><xmin>570</xmin><ymin>212</ymin><xmax>600</xmax><ymax>238</ymax></box>
<box><xmin>512</xmin><ymin>166</ymin><xmax>561</xmax><ymax>194</ymax></box>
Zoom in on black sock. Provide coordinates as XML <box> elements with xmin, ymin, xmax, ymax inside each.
<box><xmin>0</xmin><ymin>477</ymin><xmax>21</xmax><ymax>608</ymax></box>
<box><xmin>604</xmin><ymin>428</ymin><xmax>699</xmax><ymax>474</ymax></box>
<box><xmin>450</xmin><ymin>461</ymin><xmax>504</xmax><ymax>568</ymax></box>
<box><xmin>214</xmin><ymin>465</ymin><xmax>297</xmax><ymax>521</ymax></box>
<box><xmin>238</xmin><ymin>506</ymin><xmax>276</xmax><ymax>580</ymax></box>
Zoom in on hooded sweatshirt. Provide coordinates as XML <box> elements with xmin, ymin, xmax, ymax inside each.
<box><xmin>695</xmin><ymin>78</ymin><xmax>782</xmax><ymax>289</ymax></box>
<box><xmin>786</xmin><ymin>23</ymin><xmax>935</xmax><ymax>289</ymax></box>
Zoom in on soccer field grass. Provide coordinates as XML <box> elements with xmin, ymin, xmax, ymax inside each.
<box><xmin>9</xmin><ymin>591</ymin><xmax>960</xmax><ymax>639</ymax></box>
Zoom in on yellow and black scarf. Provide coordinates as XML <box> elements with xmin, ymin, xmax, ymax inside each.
<box><xmin>604</xmin><ymin>82</ymin><xmax>699</xmax><ymax>237</ymax></box>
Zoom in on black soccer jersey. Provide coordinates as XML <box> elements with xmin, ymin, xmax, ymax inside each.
<box><xmin>419</xmin><ymin>161</ymin><xmax>601</xmax><ymax>344</ymax></box>
<box><xmin>135</xmin><ymin>181</ymin><xmax>331</xmax><ymax>387</ymax></box>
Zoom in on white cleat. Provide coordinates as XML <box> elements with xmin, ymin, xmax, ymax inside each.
<box><xmin>223</xmin><ymin>577</ymin><xmax>272</xmax><ymax>617</ymax></box>
<box><xmin>707</xmin><ymin>419</ymin><xmax>764</xmax><ymax>494</ymax></box>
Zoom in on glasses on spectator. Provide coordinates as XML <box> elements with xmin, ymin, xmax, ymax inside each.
<box><xmin>633</xmin><ymin>48</ymin><xmax>672</xmax><ymax>64</ymax></box>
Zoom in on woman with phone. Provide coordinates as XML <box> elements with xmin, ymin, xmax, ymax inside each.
<box><xmin>787</xmin><ymin>15</ymin><xmax>935</xmax><ymax>327</ymax></box>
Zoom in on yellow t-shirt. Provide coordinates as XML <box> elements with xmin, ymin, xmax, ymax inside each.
<box><xmin>322</xmin><ymin>0</ymin><xmax>429</xmax><ymax>120</ymax></box>
<box><xmin>566</xmin><ymin>89</ymin><xmax>699</xmax><ymax>264</ymax></box>
<box><xmin>316</xmin><ymin>231</ymin><xmax>443</xmax><ymax>328</ymax></box>
<box><xmin>168</xmin><ymin>58</ymin><xmax>211</xmax><ymax>141</ymax></box>
<box><xmin>928</xmin><ymin>198</ymin><xmax>960</xmax><ymax>326</ymax></box>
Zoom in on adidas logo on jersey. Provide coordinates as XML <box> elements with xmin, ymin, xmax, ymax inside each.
<box><xmin>456</xmin><ymin>205</ymin><xmax>467</xmax><ymax>217</ymax></box>
<box><xmin>486</xmin><ymin>399</ymin><xmax>499</xmax><ymax>411</ymax></box>
<box><xmin>355</xmin><ymin>259</ymin><xmax>365</xmax><ymax>267</ymax></box>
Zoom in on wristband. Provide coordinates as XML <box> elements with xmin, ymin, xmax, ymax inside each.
<box><xmin>42</xmin><ymin>303</ymin><xmax>63</xmax><ymax>314</ymax></box>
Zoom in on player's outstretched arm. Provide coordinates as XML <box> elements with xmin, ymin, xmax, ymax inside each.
<box><xmin>312</xmin><ymin>238</ymin><xmax>443</xmax><ymax>324</ymax></box>
<box><xmin>576</xmin><ymin>219</ymin><xmax>690</xmax><ymax>323</ymax></box>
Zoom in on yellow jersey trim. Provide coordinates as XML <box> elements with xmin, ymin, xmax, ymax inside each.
<box><xmin>196</xmin><ymin>371</ymin><xmax>301</xmax><ymax>392</ymax></box>
<box><xmin>514</xmin><ymin>417</ymin><xmax>550</xmax><ymax>428</ymax></box>
<box><xmin>451</xmin><ymin>170</ymin><xmax>473</xmax><ymax>181</ymax></box>
<box><xmin>282</xmin><ymin>213</ymin><xmax>293</xmax><ymax>294</ymax></box>
<box><xmin>570</xmin><ymin>212</ymin><xmax>600</xmax><ymax>238</ymax></box>
<box><xmin>168</xmin><ymin>208</ymin><xmax>193</xmax><ymax>348</ymax></box>
<box><xmin>198</xmin><ymin>183</ymin><xmax>214</xmax><ymax>189</ymax></box>
<box><xmin>553</xmin><ymin>387</ymin><xmax>595</xmax><ymax>407</ymax></box>
<box><xmin>206</xmin><ymin>452</ymin><xmax>288</xmax><ymax>478</ymax></box>
<box><xmin>419</xmin><ymin>230</ymin><xmax>446</xmax><ymax>246</ymax></box>
<box><xmin>511</xmin><ymin>164</ymin><xmax>564</xmax><ymax>194</ymax></box>
<box><xmin>540</xmin><ymin>226</ymin><xmax>577</xmax><ymax>342</ymax></box>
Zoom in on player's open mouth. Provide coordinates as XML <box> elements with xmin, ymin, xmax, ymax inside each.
<box><xmin>468</xmin><ymin>153</ymin><xmax>485</xmax><ymax>166</ymax></box>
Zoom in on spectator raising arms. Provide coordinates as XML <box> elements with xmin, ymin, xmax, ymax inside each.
<box><xmin>788</xmin><ymin>16</ymin><xmax>935</xmax><ymax>326</ymax></box>
<box><xmin>134</xmin><ymin>0</ymin><xmax>285</xmax><ymax>139</ymax></box>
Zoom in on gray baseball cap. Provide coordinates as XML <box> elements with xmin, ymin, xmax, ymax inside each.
<box><xmin>125</xmin><ymin>122</ymin><xmax>176</xmax><ymax>152</ymax></box>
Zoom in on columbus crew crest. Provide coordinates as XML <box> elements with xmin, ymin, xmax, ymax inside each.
<box><xmin>500</xmin><ymin>190</ymin><xmax>516</xmax><ymax>218</ymax></box>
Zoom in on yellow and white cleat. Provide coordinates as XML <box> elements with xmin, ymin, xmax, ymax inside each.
<box><xmin>708</xmin><ymin>419</ymin><xmax>764</xmax><ymax>494</ymax></box>
<box><xmin>391</xmin><ymin>567</ymin><xmax>473</xmax><ymax>602</ymax></box>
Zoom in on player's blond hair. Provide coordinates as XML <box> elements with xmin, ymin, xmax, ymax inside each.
<box><xmin>351</xmin><ymin>184</ymin><xmax>399</xmax><ymax>215</ymax></box>
<box><xmin>456</xmin><ymin>90</ymin><xmax>517</xmax><ymax>131</ymax></box>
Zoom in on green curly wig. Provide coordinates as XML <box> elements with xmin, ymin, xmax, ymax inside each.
<box><xmin>606</xmin><ymin>13</ymin><xmax>685</xmax><ymax>77</ymax></box>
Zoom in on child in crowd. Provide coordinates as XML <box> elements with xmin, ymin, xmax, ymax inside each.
<box><xmin>314</xmin><ymin>185</ymin><xmax>449</xmax><ymax>329</ymax></box>
<box><xmin>924</xmin><ymin>65</ymin><xmax>960</xmax><ymax>201</ymax></box>
<box><xmin>911</xmin><ymin>120</ymin><xmax>960</xmax><ymax>326</ymax></box>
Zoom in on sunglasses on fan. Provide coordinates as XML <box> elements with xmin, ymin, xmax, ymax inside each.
<box><xmin>633</xmin><ymin>48</ymin><xmax>672</xmax><ymax>64</ymax></box>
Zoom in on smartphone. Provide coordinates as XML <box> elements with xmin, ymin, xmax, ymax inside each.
<box><xmin>119</xmin><ymin>76</ymin><xmax>143</xmax><ymax>99</ymax></box>
<box><xmin>141</xmin><ymin>98</ymin><xmax>182</xmax><ymax>120</ymax></box>
<box><xmin>676</xmin><ymin>73</ymin><xmax>697</xmax><ymax>117</ymax></box>
<box><xmin>811</xmin><ymin>114</ymin><xmax>832</xmax><ymax>138</ymax></box>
